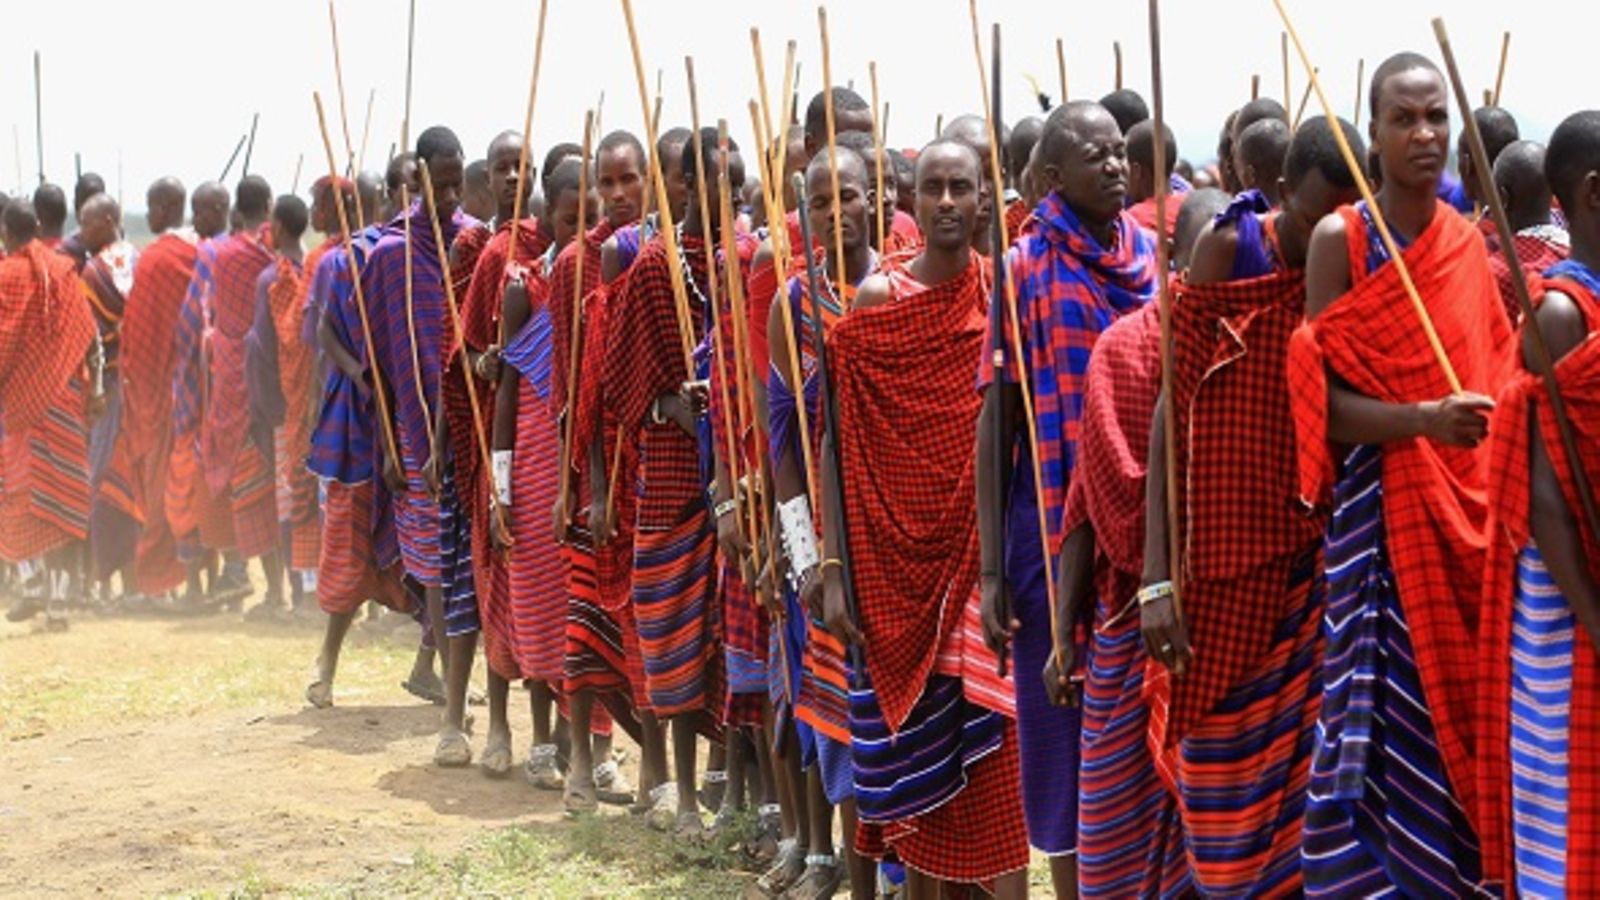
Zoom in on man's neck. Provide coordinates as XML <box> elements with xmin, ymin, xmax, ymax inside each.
<box><xmin>1373</xmin><ymin>183</ymin><xmax>1436</xmax><ymax>240</ymax></box>
<box><xmin>910</xmin><ymin>244</ymin><xmax>968</xmax><ymax>285</ymax></box>
<box><xmin>1569</xmin><ymin>234</ymin><xmax>1600</xmax><ymax>276</ymax></box>
<box><xmin>833</xmin><ymin>242</ymin><xmax>872</xmax><ymax>285</ymax></box>
<box><xmin>1508</xmin><ymin>206</ymin><xmax>1553</xmax><ymax>234</ymax></box>
<box><xmin>279</xmin><ymin>245</ymin><xmax>304</xmax><ymax>263</ymax></box>
<box><xmin>495</xmin><ymin>206</ymin><xmax>517</xmax><ymax>229</ymax></box>
<box><xmin>240</xmin><ymin>216</ymin><xmax>269</xmax><ymax>234</ymax></box>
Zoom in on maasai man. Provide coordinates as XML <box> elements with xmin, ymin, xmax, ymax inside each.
<box><xmin>1125</xmin><ymin>120</ymin><xmax>1181</xmax><ymax>240</ymax></box>
<box><xmin>384</xmin><ymin>153</ymin><xmax>418</xmax><ymax>223</ymax></box>
<box><xmin>116</xmin><ymin>178</ymin><xmax>196</xmax><ymax>606</ymax></box>
<box><xmin>1139</xmin><ymin>116</ymin><xmax>1364</xmax><ymax>898</ymax></box>
<box><xmin>1454</xmin><ymin>105</ymin><xmax>1519</xmax><ymax>220</ymax></box>
<box><xmin>479</xmin><ymin>156</ymin><xmax>584</xmax><ymax>782</ymax></box>
<box><xmin>787</xmin><ymin>90</ymin><xmax>874</xmax><ymax>255</ymax></box>
<box><xmin>1171</xmin><ymin>188</ymin><xmax>1231</xmax><ymax>270</ymax></box>
<box><xmin>268</xmin><ymin>179</ymin><xmax>352</xmax><ymax>616</ymax></box>
<box><xmin>33</xmin><ymin>184</ymin><xmax>66</xmax><ymax>248</ymax></box>
<box><xmin>1487</xmin><ymin>140</ymin><xmax>1570</xmax><ymax>326</ymax></box>
<box><xmin>57</xmin><ymin>172</ymin><xmax>107</xmax><ymax>268</ymax></box>
<box><xmin>604</xmin><ymin>126</ymin><xmax>741</xmax><ymax>836</ymax></box>
<box><xmin>1099</xmin><ymin>89</ymin><xmax>1149</xmax><ymax>135</ymax></box>
<box><xmin>547</xmin><ymin>129</ymin><xmax>650</xmax><ymax>813</ymax></box>
<box><xmin>1006</xmin><ymin>116</ymin><xmax>1043</xmax><ymax>238</ymax></box>
<box><xmin>941</xmin><ymin>115</ymin><xmax>1004</xmax><ymax>256</ymax></box>
<box><xmin>364</xmin><ymin>126</ymin><xmax>482</xmax><ymax>766</ymax></box>
<box><xmin>1216</xmin><ymin>111</ymin><xmax>1243</xmax><ymax>196</ymax></box>
<box><xmin>825</xmin><ymin>139</ymin><xmax>1026</xmax><ymax>896</ymax></box>
<box><xmin>187</xmin><ymin>175</ymin><xmax>284</xmax><ymax>614</ymax></box>
<box><xmin>890</xmin><ymin>148</ymin><xmax>916</xmax><ymax>218</ymax></box>
<box><xmin>1291</xmin><ymin>52</ymin><xmax>1515</xmax><ymax>896</ymax></box>
<box><xmin>462</xmin><ymin>159</ymin><xmax>495</xmax><ymax>225</ymax></box>
<box><xmin>976</xmin><ymin>100</ymin><xmax>1156</xmax><ymax>895</ymax></box>
<box><xmin>834</xmin><ymin>131</ymin><xmax>920</xmax><ymax>259</ymax></box>
<box><xmin>1236</xmin><ymin>118</ymin><xmax>1291</xmax><ymax>206</ymax></box>
<box><xmin>77</xmin><ymin>193</ymin><xmax>141</xmax><ymax>605</ymax></box>
<box><xmin>0</xmin><ymin>202</ymin><xmax>95</xmax><ymax>629</ymax></box>
<box><xmin>241</xmin><ymin>195</ymin><xmax>310</xmax><ymax>620</ymax></box>
<box><xmin>759</xmin><ymin>146</ymin><xmax>879</xmax><ymax>900</ymax></box>
<box><xmin>1477</xmin><ymin>108</ymin><xmax>1600</xmax><ymax>900</ymax></box>
<box><xmin>191</xmin><ymin>181</ymin><xmax>230</xmax><ymax>241</ymax></box>
<box><xmin>304</xmin><ymin>171</ymin><xmax>417</xmax><ymax>709</ymax></box>
<box><xmin>446</xmin><ymin>127</ymin><xmax>547</xmax><ymax>781</ymax></box>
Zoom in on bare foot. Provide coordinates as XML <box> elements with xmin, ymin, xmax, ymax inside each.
<box><xmin>433</xmin><ymin>729</ymin><xmax>472</xmax><ymax>767</ymax></box>
<box><xmin>479</xmin><ymin>730</ymin><xmax>512</xmax><ymax>778</ymax></box>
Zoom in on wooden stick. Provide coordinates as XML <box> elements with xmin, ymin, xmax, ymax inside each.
<box><xmin>1114</xmin><ymin>40</ymin><xmax>1123</xmax><ymax>90</ymax></box>
<box><xmin>1292</xmin><ymin>68</ymin><xmax>1318</xmax><ymax>131</ymax></box>
<box><xmin>291</xmin><ymin>153</ymin><xmax>305</xmax><ymax>194</ymax></box>
<box><xmin>1434</xmin><ymin>14</ymin><xmax>1600</xmax><ymax>575</ymax></box>
<box><xmin>639</xmin><ymin>94</ymin><xmax>663</xmax><ymax>223</ymax></box>
<box><xmin>750</xmin><ymin>28</ymin><xmax>780</xmax><ymax>213</ymax></box>
<box><xmin>328</xmin><ymin>1</ymin><xmax>357</xmax><ymax>176</ymax></box>
<box><xmin>1275</xmin><ymin>0</ymin><xmax>1462</xmax><ymax>392</ymax></box>
<box><xmin>420</xmin><ymin>159</ymin><xmax>501</xmax><ymax>527</ymax></box>
<box><xmin>1251</xmin><ymin>74</ymin><xmax>1260</xmax><ymax>100</ymax></box>
<box><xmin>13</xmin><ymin>125</ymin><xmax>23</xmax><ymax>194</ymax></box>
<box><xmin>1057</xmin><ymin>37</ymin><xmax>1068</xmax><ymax>103</ymax></box>
<box><xmin>401</xmin><ymin>0</ymin><xmax>417</xmax><ymax>152</ymax></box>
<box><xmin>819</xmin><ymin>7</ymin><xmax>849</xmax><ymax>308</ymax></box>
<box><xmin>33</xmin><ymin>51</ymin><xmax>43</xmax><ymax>185</ymax></box>
<box><xmin>1149</xmin><ymin>0</ymin><xmax>1185</xmax><ymax>630</ymax></box>
<box><xmin>313</xmin><ymin>91</ymin><xmax>400</xmax><ymax>467</ymax></box>
<box><xmin>1483</xmin><ymin>88</ymin><xmax>1493</xmax><ymax>108</ymax></box>
<box><xmin>595</xmin><ymin>90</ymin><xmax>606</xmax><ymax>136</ymax></box>
<box><xmin>219</xmin><ymin>133</ymin><xmax>247</xmax><ymax>181</ymax></box>
<box><xmin>685</xmin><ymin>59</ymin><xmax>746</xmax><ymax>554</ymax></box>
<box><xmin>556</xmin><ymin>110</ymin><xmax>595</xmax><ymax>539</ymax></box>
<box><xmin>1281</xmin><ymin>31</ymin><xmax>1291</xmax><ymax>111</ymax></box>
<box><xmin>869</xmin><ymin>61</ymin><xmax>887</xmax><ymax>254</ymax></box>
<box><xmin>969</xmin><ymin>1</ymin><xmax>1060</xmax><ymax>675</ymax></box>
<box><xmin>241</xmin><ymin>112</ymin><xmax>260</xmax><ymax>178</ymax></box>
<box><xmin>718</xmin><ymin>122</ymin><xmax>768</xmax><ymax>593</ymax></box>
<box><xmin>1354</xmin><ymin>58</ymin><xmax>1365</xmax><ymax>128</ymax></box>
<box><xmin>357</xmin><ymin>88</ymin><xmax>375</xmax><ymax>174</ymax></box>
<box><xmin>935</xmin><ymin>113</ymin><xmax>944</xmax><ymax>140</ymax></box>
<box><xmin>620</xmin><ymin>0</ymin><xmax>698</xmax><ymax>373</ymax></box>
<box><xmin>881</xmin><ymin>102</ymin><xmax>891</xmax><ymax>147</ymax></box>
<box><xmin>1492</xmin><ymin>30</ymin><xmax>1510</xmax><ymax>107</ymax></box>
<box><xmin>504</xmin><ymin>0</ymin><xmax>552</xmax><ymax>282</ymax></box>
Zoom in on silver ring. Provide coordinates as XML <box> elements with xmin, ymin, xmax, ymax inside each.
<box><xmin>1159</xmin><ymin>642</ymin><xmax>1173</xmax><ymax>653</ymax></box>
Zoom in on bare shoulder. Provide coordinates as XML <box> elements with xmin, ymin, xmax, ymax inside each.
<box><xmin>752</xmin><ymin>240</ymin><xmax>775</xmax><ymax>271</ymax></box>
<box><xmin>1186</xmin><ymin>219</ymin><xmax>1238</xmax><ymax>286</ymax></box>
<box><xmin>1303</xmin><ymin>212</ymin><xmax>1352</xmax><ymax>320</ymax></box>
<box><xmin>600</xmin><ymin>236</ymin><xmax>622</xmax><ymax>284</ymax></box>
<box><xmin>1528</xmin><ymin>287</ymin><xmax>1590</xmax><ymax>371</ymax></box>
<box><xmin>854</xmin><ymin>274</ymin><xmax>892</xmax><ymax>310</ymax></box>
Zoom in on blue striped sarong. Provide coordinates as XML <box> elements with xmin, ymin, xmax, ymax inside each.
<box><xmin>1510</xmin><ymin>543</ymin><xmax>1572</xmax><ymax>898</ymax></box>
<box><xmin>436</xmin><ymin>452</ymin><xmax>479</xmax><ymax>639</ymax></box>
<box><xmin>1301</xmin><ymin>445</ymin><xmax>1487</xmax><ymax>896</ymax></box>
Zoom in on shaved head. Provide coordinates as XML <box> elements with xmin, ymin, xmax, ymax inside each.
<box><xmin>1493</xmin><ymin>139</ymin><xmax>1552</xmax><ymax>229</ymax></box>
<box><xmin>1008</xmin><ymin>116</ymin><xmax>1043</xmax><ymax>185</ymax></box>
<box><xmin>78</xmin><ymin>193</ymin><xmax>122</xmax><ymax>254</ymax></box>
<box><xmin>192</xmin><ymin>180</ymin><xmax>230</xmax><ymax>238</ymax></box>
<box><xmin>146</xmin><ymin>176</ymin><xmax>187</xmax><ymax>234</ymax></box>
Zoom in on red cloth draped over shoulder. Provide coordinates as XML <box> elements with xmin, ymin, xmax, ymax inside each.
<box><xmin>0</xmin><ymin>241</ymin><xmax>95</xmax><ymax>436</ymax></box>
<box><xmin>829</xmin><ymin>251</ymin><xmax>989</xmax><ymax>731</ymax></box>
<box><xmin>1477</xmin><ymin>274</ymin><xmax>1600</xmax><ymax>896</ymax></box>
<box><xmin>1286</xmin><ymin>200</ymin><xmax>1515</xmax><ymax>823</ymax></box>
<box><xmin>1160</xmin><ymin>268</ymin><xmax>1327</xmax><ymax>745</ymax></box>
<box><xmin>120</xmin><ymin>233</ymin><xmax>199</xmax><ymax>457</ymax></box>
<box><xmin>277</xmin><ymin>238</ymin><xmax>334</xmax><ymax>475</ymax></box>
<box><xmin>1061</xmin><ymin>302</ymin><xmax>1160</xmax><ymax>577</ymax></box>
<box><xmin>549</xmin><ymin>221</ymin><xmax>613</xmax><ymax>427</ymax></box>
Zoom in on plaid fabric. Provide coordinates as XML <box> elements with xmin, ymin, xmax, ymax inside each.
<box><xmin>1477</xmin><ymin>266</ymin><xmax>1600</xmax><ymax>897</ymax></box>
<box><xmin>720</xmin><ymin>558</ymin><xmax>768</xmax><ymax>701</ymax></box>
<box><xmin>562</xmin><ymin>525</ymin><xmax>634</xmax><ymax>699</ymax></box>
<box><xmin>505</xmin><ymin>312</ymin><xmax>568</xmax><ymax>683</ymax></box>
<box><xmin>1061</xmin><ymin>303</ymin><xmax>1161</xmax><ymax>576</ymax></box>
<box><xmin>603</xmin><ymin>233</ymin><xmax>708</xmax><ymax>531</ymax></box>
<box><xmin>707</xmin><ymin>232</ymin><xmax>764</xmax><ymax>476</ymax></box>
<box><xmin>120</xmin><ymin>232</ymin><xmax>198</xmax><ymax>472</ymax></box>
<box><xmin>884</xmin><ymin>209</ymin><xmax>923</xmax><ymax>256</ymax></box>
<box><xmin>170</xmin><ymin>239</ymin><xmax>217</xmax><ymax>440</ymax></box>
<box><xmin>0</xmin><ymin>242</ymin><xmax>96</xmax><ymax>438</ymax></box>
<box><xmin>1488</xmin><ymin>225</ymin><xmax>1569</xmax><ymax>327</ymax></box>
<box><xmin>830</xmin><ymin>252</ymin><xmax>988</xmax><ymax>731</ymax></box>
<box><xmin>0</xmin><ymin>375</ymin><xmax>90</xmax><ymax>562</ymax></box>
<box><xmin>632</xmin><ymin>508</ymin><xmax>717</xmax><ymax>716</ymax></box>
<box><xmin>200</xmin><ymin>229</ymin><xmax>274</xmax><ymax>499</ymax></box>
<box><xmin>854</xmin><ymin>710</ymin><xmax>1030</xmax><ymax>884</ymax></box>
<box><xmin>1160</xmin><ymin>268</ymin><xmax>1326</xmax><ymax>744</ymax></box>
<box><xmin>274</xmin><ymin>240</ymin><xmax>332</xmax><ymax>532</ymax></box>
<box><xmin>574</xmin><ymin>286</ymin><xmax>638</xmax><ymax>613</ymax></box>
<box><xmin>307</xmin><ymin>232</ymin><xmax>378</xmax><ymax>485</ymax></box>
<box><xmin>226</xmin><ymin>438</ymin><xmax>278</xmax><ymax>559</ymax></box>
<box><xmin>317</xmin><ymin>479</ymin><xmax>410</xmax><ymax>615</ymax></box>
<box><xmin>80</xmin><ymin>241</ymin><xmax>134</xmax><ymax>371</ymax></box>
<box><xmin>981</xmin><ymin>192</ymin><xmax>1155</xmax><ymax>558</ymax></box>
<box><xmin>1288</xmin><ymin>200</ymin><xmax>1515</xmax><ymax>823</ymax></box>
<box><xmin>549</xmin><ymin>220</ymin><xmax>612</xmax><ymax>429</ymax></box>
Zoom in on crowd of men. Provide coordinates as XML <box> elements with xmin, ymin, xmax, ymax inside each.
<box><xmin>2</xmin><ymin>42</ymin><xmax>1597</xmax><ymax>899</ymax></box>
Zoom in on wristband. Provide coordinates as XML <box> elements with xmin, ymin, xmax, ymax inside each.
<box><xmin>1137</xmin><ymin>580</ymin><xmax>1175</xmax><ymax>607</ymax></box>
<box><xmin>650</xmin><ymin>397</ymin><xmax>667</xmax><ymax>425</ymax></box>
<box><xmin>492</xmin><ymin>450</ymin><xmax>513</xmax><ymax>506</ymax></box>
<box><xmin>777</xmin><ymin>496</ymin><xmax>820</xmax><ymax>588</ymax></box>
<box><xmin>713</xmin><ymin>498</ymin><xmax>739</xmax><ymax>520</ymax></box>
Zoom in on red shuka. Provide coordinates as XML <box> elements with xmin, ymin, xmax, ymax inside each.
<box><xmin>1477</xmin><ymin>274</ymin><xmax>1600</xmax><ymax>896</ymax></box>
<box><xmin>1286</xmin><ymin>200</ymin><xmax>1515</xmax><ymax>822</ymax></box>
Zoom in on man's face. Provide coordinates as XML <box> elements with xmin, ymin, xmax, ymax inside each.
<box><xmin>1042</xmin><ymin>113</ymin><xmax>1128</xmax><ymax>227</ymax></box>
<box><xmin>805</xmin><ymin>163</ymin><xmax>869</xmax><ymax>258</ymax></box>
<box><xmin>193</xmin><ymin>194</ymin><xmax>228</xmax><ymax>238</ymax></box>
<box><xmin>661</xmin><ymin>144</ymin><xmax>690</xmax><ymax>220</ymax></box>
<box><xmin>596</xmin><ymin>144</ymin><xmax>645</xmax><ymax>229</ymax></box>
<box><xmin>1282</xmin><ymin>168</ymin><xmax>1360</xmax><ymax>243</ymax></box>
<box><xmin>1372</xmin><ymin>67</ymin><xmax>1449</xmax><ymax>192</ymax></box>
<box><xmin>548</xmin><ymin>186</ymin><xmax>598</xmax><ymax>250</ymax></box>
<box><xmin>915</xmin><ymin>146</ymin><xmax>980</xmax><ymax>253</ymax></box>
<box><xmin>387</xmin><ymin>159</ymin><xmax>419</xmax><ymax>217</ymax></box>
<box><xmin>82</xmin><ymin>206</ymin><xmax>119</xmax><ymax>252</ymax></box>
<box><xmin>423</xmin><ymin>154</ymin><xmax>465</xmax><ymax>223</ymax></box>
<box><xmin>311</xmin><ymin>188</ymin><xmax>338</xmax><ymax>234</ymax></box>
<box><xmin>488</xmin><ymin>139</ymin><xmax>529</xmax><ymax>217</ymax></box>
<box><xmin>700</xmin><ymin>151</ymin><xmax>745</xmax><ymax>233</ymax></box>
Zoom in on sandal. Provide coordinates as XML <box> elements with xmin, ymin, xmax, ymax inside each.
<box><xmin>401</xmin><ymin>676</ymin><xmax>447</xmax><ymax>706</ymax></box>
<box><xmin>674</xmin><ymin>809</ymin><xmax>706</xmax><ymax>840</ymax></box>
<box><xmin>594</xmin><ymin>759</ymin><xmax>635</xmax><ymax>806</ymax></box>
<box><xmin>305</xmin><ymin>678</ymin><xmax>334</xmax><ymax>709</ymax></box>
<box><xmin>480</xmin><ymin>733</ymin><xmax>513</xmax><ymax>778</ymax></box>
<box><xmin>563</xmin><ymin>776</ymin><xmax>599</xmax><ymax>815</ymax></box>
<box><xmin>645</xmin><ymin>782</ymin><xmax>680</xmax><ymax>832</ymax></box>
<box><xmin>524</xmin><ymin>744</ymin><xmax>565</xmax><ymax>790</ymax></box>
<box><xmin>433</xmin><ymin>730</ymin><xmax>472</xmax><ymax>767</ymax></box>
<box><xmin>751</xmin><ymin>839</ymin><xmax>804</xmax><ymax>896</ymax></box>
<box><xmin>786</xmin><ymin>856</ymin><xmax>843</xmax><ymax>899</ymax></box>
<box><xmin>698</xmin><ymin>768</ymin><xmax>727</xmax><ymax>812</ymax></box>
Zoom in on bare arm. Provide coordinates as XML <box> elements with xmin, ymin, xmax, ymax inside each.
<box><xmin>1184</xmin><ymin>220</ymin><xmax>1236</xmax><ymax>287</ymax></box>
<box><xmin>318</xmin><ymin>311</ymin><xmax>365</xmax><ymax>381</ymax></box>
<box><xmin>1044</xmin><ymin>520</ymin><xmax>1097</xmax><ymax>706</ymax></box>
<box><xmin>1140</xmin><ymin>391</ymin><xmax>1191</xmax><ymax>675</ymax></box>
<box><xmin>977</xmin><ymin>381</ymin><xmax>1020</xmax><ymax>654</ymax></box>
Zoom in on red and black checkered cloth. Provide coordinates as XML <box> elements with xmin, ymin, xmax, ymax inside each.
<box><xmin>1488</xmin><ymin>228</ymin><xmax>1569</xmax><ymax>328</ymax></box>
<box><xmin>1477</xmin><ymin>272</ymin><xmax>1600</xmax><ymax>896</ymax></box>
<box><xmin>0</xmin><ymin>241</ymin><xmax>95</xmax><ymax>437</ymax></box>
<box><xmin>549</xmin><ymin>221</ymin><xmax>613</xmax><ymax>433</ymax></box>
<box><xmin>829</xmin><ymin>252</ymin><xmax>989</xmax><ymax>732</ymax></box>
<box><xmin>1162</xmin><ymin>268</ymin><xmax>1328</xmax><ymax>745</ymax></box>
<box><xmin>1287</xmin><ymin>202</ymin><xmax>1514</xmax><ymax>826</ymax></box>
<box><xmin>603</xmin><ymin>234</ymin><xmax>708</xmax><ymax>530</ymax></box>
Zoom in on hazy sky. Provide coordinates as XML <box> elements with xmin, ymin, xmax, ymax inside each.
<box><xmin>5</xmin><ymin>0</ymin><xmax>1572</xmax><ymax>212</ymax></box>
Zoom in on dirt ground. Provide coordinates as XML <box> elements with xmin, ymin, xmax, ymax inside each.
<box><xmin>0</xmin><ymin>606</ymin><xmax>749</xmax><ymax>898</ymax></box>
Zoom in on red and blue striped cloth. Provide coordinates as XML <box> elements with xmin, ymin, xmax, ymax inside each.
<box><xmin>307</xmin><ymin>226</ymin><xmax>383</xmax><ymax>486</ymax></box>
